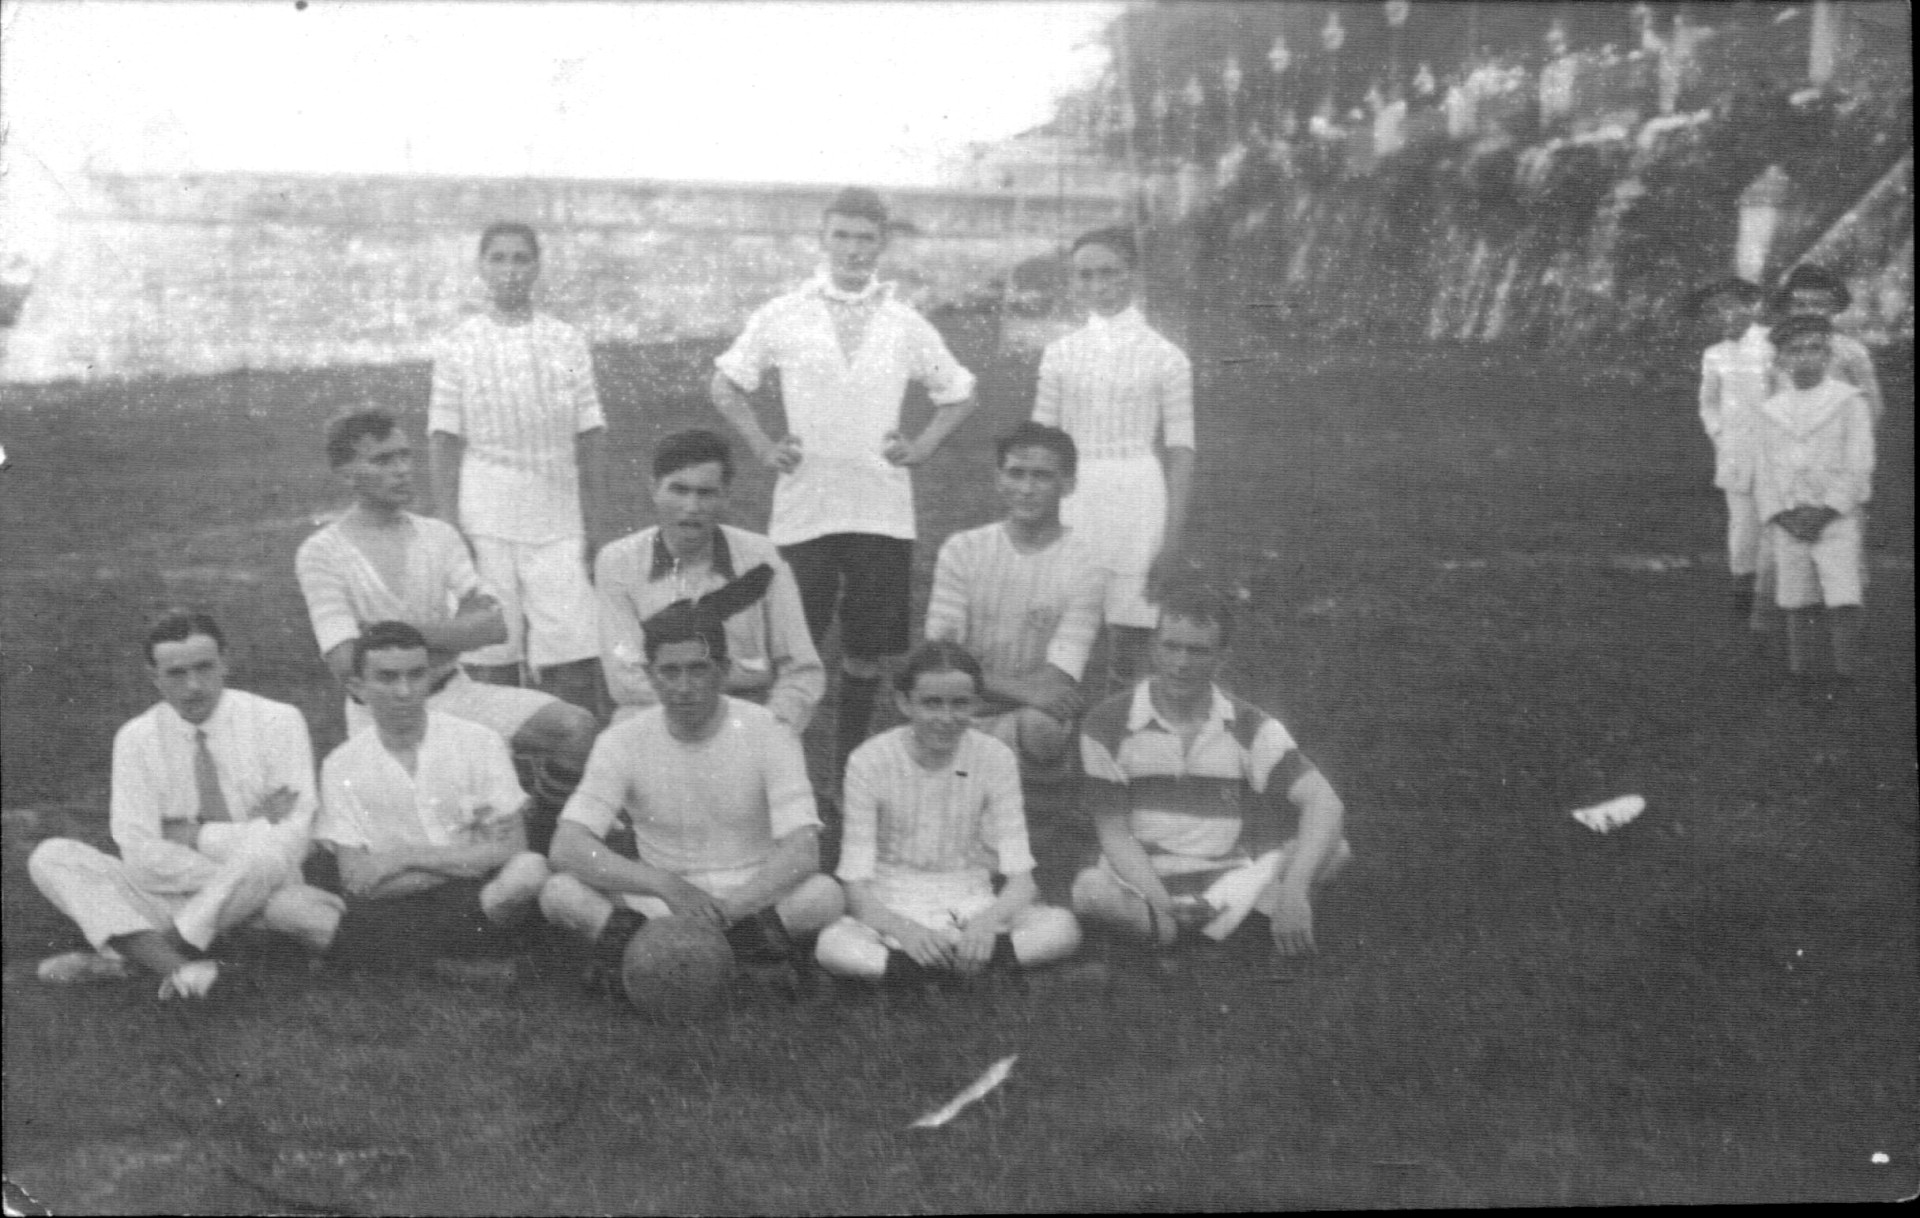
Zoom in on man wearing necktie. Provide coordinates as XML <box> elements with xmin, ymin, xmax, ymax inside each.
<box><xmin>27</xmin><ymin>611</ymin><xmax>342</xmax><ymax>1000</ymax></box>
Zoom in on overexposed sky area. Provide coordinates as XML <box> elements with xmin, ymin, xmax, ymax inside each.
<box><xmin>0</xmin><ymin>0</ymin><xmax>1115</xmax><ymax>257</ymax></box>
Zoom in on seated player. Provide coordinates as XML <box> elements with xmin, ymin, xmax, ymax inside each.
<box><xmin>815</xmin><ymin>641</ymin><xmax>1082</xmax><ymax>984</ymax></box>
<box><xmin>924</xmin><ymin>422</ymin><xmax>1106</xmax><ymax>773</ymax></box>
<box><xmin>597</xmin><ymin>427</ymin><xmax>823</xmax><ymax>730</ymax></box>
<box><xmin>539</xmin><ymin>568</ymin><xmax>844</xmax><ymax>996</ymax></box>
<box><xmin>314</xmin><ymin>622</ymin><xmax>551</xmax><ymax>970</ymax></box>
<box><xmin>295</xmin><ymin>407</ymin><xmax>599</xmax><ymax>852</ymax></box>
<box><xmin>28</xmin><ymin>611</ymin><xmax>343</xmax><ymax>1000</ymax></box>
<box><xmin>1071</xmin><ymin>585</ymin><xmax>1351</xmax><ymax>958</ymax></box>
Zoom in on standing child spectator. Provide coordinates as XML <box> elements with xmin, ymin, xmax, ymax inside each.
<box><xmin>428</xmin><ymin>222</ymin><xmax>610</xmax><ymax>715</ymax></box>
<box><xmin>1753</xmin><ymin>316</ymin><xmax>1875</xmax><ymax>704</ymax></box>
<box><xmin>814</xmin><ymin>641</ymin><xmax>1081</xmax><ymax>985</ymax></box>
<box><xmin>1771</xmin><ymin>264</ymin><xmax>1884</xmax><ymax>426</ymax></box>
<box><xmin>1689</xmin><ymin>276</ymin><xmax>1775</xmax><ymax>633</ymax></box>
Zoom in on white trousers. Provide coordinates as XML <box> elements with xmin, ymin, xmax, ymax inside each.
<box><xmin>1772</xmin><ymin>514</ymin><xmax>1865</xmax><ymax>608</ymax></box>
<box><xmin>465</xmin><ymin>534</ymin><xmax>600</xmax><ymax>670</ymax></box>
<box><xmin>814</xmin><ymin>871</ymin><xmax>1082</xmax><ymax>978</ymax></box>
<box><xmin>28</xmin><ymin>837</ymin><xmax>336</xmax><ymax>954</ymax></box>
<box><xmin>1724</xmin><ymin>489</ymin><xmax>1772</xmax><ymax>579</ymax></box>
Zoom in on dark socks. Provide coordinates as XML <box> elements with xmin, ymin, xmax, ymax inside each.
<box><xmin>989</xmin><ymin>933</ymin><xmax>1020</xmax><ymax>971</ymax></box>
<box><xmin>591</xmin><ymin>907</ymin><xmax>649</xmax><ymax>977</ymax></box>
<box><xmin>1731</xmin><ymin>575</ymin><xmax>1756</xmax><ymax>624</ymax></box>
<box><xmin>836</xmin><ymin>673</ymin><xmax>882</xmax><ymax>777</ymax></box>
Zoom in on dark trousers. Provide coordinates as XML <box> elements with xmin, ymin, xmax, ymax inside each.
<box><xmin>328</xmin><ymin>878</ymin><xmax>531</xmax><ymax>969</ymax></box>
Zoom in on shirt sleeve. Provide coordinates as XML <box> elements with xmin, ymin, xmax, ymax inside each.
<box><xmin>1828</xmin><ymin>390</ymin><xmax>1876</xmax><ymax>516</ymax></box>
<box><xmin>1159</xmin><ymin>342</ymin><xmax>1196</xmax><ymax>451</ymax></box>
<box><xmin>315</xmin><ymin>751</ymin><xmax>372</xmax><ymax>850</ymax></box>
<box><xmin>558</xmin><ymin>729</ymin><xmax>627</xmax><ymax>839</ymax></box>
<box><xmin>259</xmin><ymin>701</ymin><xmax>321</xmax><ymax>848</ymax></box>
<box><xmin>980</xmin><ymin>741</ymin><xmax>1036</xmax><ymax>876</ymax></box>
<box><xmin>1078</xmin><ymin>731</ymin><xmax>1132</xmax><ymax>823</ymax></box>
<box><xmin>1698</xmin><ymin>351</ymin><xmax>1724</xmax><ymax>440</ymax></box>
<box><xmin>594</xmin><ymin>542</ymin><xmax>654</xmax><ymax>711</ymax></box>
<box><xmin>834</xmin><ymin>744</ymin><xmax>880</xmax><ymax>883</ymax></box>
<box><xmin>1836</xmin><ymin>339</ymin><xmax>1884</xmax><ymax>425</ymax></box>
<box><xmin>714</xmin><ymin>304</ymin><xmax>774</xmax><ymax>394</ymax></box>
<box><xmin>1032</xmin><ymin>343</ymin><xmax>1062</xmax><ymax>427</ymax></box>
<box><xmin>109</xmin><ymin>720</ymin><xmax>217</xmax><ymax>893</ymax></box>
<box><xmin>295</xmin><ymin>535</ymin><xmax>364</xmax><ymax>658</ymax></box>
<box><xmin>763</xmin><ymin>716</ymin><xmax>823</xmax><ymax>839</ymax></box>
<box><xmin>1044</xmin><ymin>548</ymin><xmax>1107</xmax><ymax>682</ymax></box>
<box><xmin>907</xmin><ymin>312</ymin><xmax>978</xmax><ymax>406</ymax></box>
<box><xmin>762</xmin><ymin>554</ymin><xmax>826</xmax><ymax>733</ymax></box>
<box><xmin>923</xmin><ymin>534</ymin><xmax>970</xmax><ymax>644</ymax></box>
<box><xmin>426</xmin><ymin>331</ymin><xmax>465</xmax><ymax>438</ymax></box>
<box><xmin>568</xmin><ymin>328</ymin><xmax>607</xmax><ymax>433</ymax></box>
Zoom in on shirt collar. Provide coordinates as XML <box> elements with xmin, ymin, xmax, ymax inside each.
<box><xmin>812</xmin><ymin>268</ymin><xmax>890</xmax><ymax>305</ymax></box>
<box><xmin>1084</xmin><ymin>305</ymin><xmax>1143</xmax><ymax>336</ymax></box>
<box><xmin>160</xmin><ymin>692</ymin><xmax>228</xmax><ymax>738</ymax></box>
<box><xmin>1127</xmin><ymin>680</ymin><xmax>1234</xmax><ymax>733</ymax></box>
<box><xmin>649</xmin><ymin>526</ymin><xmax>736</xmax><ymax>581</ymax></box>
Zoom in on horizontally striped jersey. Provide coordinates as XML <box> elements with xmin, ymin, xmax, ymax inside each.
<box><xmin>1034</xmin><ymin>306</ymin><xmax>1194</xmax><ymax>461</ymax></box>
<box><xmin>1079</xmin><ymin>681</ymin><xmax>1315</xmax><ymax>870</ymax></box>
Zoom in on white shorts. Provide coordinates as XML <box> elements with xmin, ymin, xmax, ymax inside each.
<box><xmin>613</xmin><ymin>863</ymin><xmax>765</xmax><ymax>919</ymax></box>
<box><xmin>1062</xmin><ymin>454</ymin><xmax>1166</xmax><ymax>628</ymax></box>
<box><xmin>467</xmin><ymin>535</ymin><xmax>599</xmax><ymax>669</ymax></box>
<box><xmin>1724</xmin><ymin>490</ymin><xmax>1772</xmax><ymax>578</ymax></box>
<box><xmin>828</xmin><ymin>870</ymin><xmax>1057</xmax><ymax>949</ymax></box>
<box><xmin>1772</xmin><ymin>513</ymin><xmax>1864</xmax><ymax>609</ymax></box>
<box><xmin>345</xmin><ymin>669</ymin><xmax>555</xmax><ymax>741</ymax></box>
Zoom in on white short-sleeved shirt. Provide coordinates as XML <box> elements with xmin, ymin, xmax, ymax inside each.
<box><xmin>924</xmin><ymin>523</ymin><xmax>1107</xmax><ymax>698</ymax></box>
<box><xmin>560</xmin><ymin>698</ymin><xmax>820</xmax><ymax>877</ymax></box>
<box><xmin>294</xmin><ymin>513</ymin><xmax>489</xmax><ymax>673</ymax></box>
<box><xmin>1034</xmin><ymin>306</ymin><xmax>1194</xmax><ymax>462</ymax></box>
<box><xmin>838</xmin><ymin>726</ymin><xmax>1033</xmax><ymax>886</ymax></box>
<box><xmin>714</xmin><ymin>277</ymin><xmax>976</xmax><ymax>544</ymax></box>
<box><xmin>316</xmin><ymin>712</ymin><xmax>526</xmax><ymax>852</ymax></box>
<box><xmin>428</xmin><ymin>314</ymin><xmax>607</xmax><ymax>543</ymax></box>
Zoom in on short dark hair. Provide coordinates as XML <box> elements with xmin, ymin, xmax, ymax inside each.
<box><xmin>823</xmin><ymin>187</ymin><xmax>889</xmax><ymax>230</ymax></box>
<box><xmin>146</xmin><ymin>609</ymin><xmax>224</xmax><ymax>663</ymax></box>
<box><xmin>479</xmin><ymin>222</ymin><xmax>541</xmax><ymax>260</ymax></box>
<box><xmin>642</xmin><ymin>609</ymin><xmax>728</xmax><ymax>664</ymax></box>
<box><xmin>995</xmin><ymin>421</ymin><xmax>1078</xmax><ymax>480</ymax></box>
<box><xmin>1771</xmin><ymin>314</ymin><xmax>1834</xmax><ymax>347</ymax></box>
<box><xmin>1156</xmin><ymin>581</ymin><xmax>1237</xmax><ymax>649</ymax></box>
<box><xmin>325</xmin><ymin>407</ymin><xmax>402</xmax><ymax>468</ymax></box>
<box><xmin>1683</xmin><ymin>275</ymin><xmax>1763</xmax><ymax>318</ymax></box>
<box><xmin>1776</xmin><ymin>263</ymin><xmax>1851</xmax><ymax>312</ymax></box>
<box><xmin>351</xmin><ymin>621</ymin><xmax>430</xmax><ymax>676</ymax></box>
<box><xmin>653</xmin><ymin>428</ymin><xmax>735</xmax><ymax>483</ymax></box>
<box><xmin>897</xmin><ymin>640</ymin><xmax>985</xmax><ymax>699</ymax></box>
<box><xmin>1070</xmin><ymin>225</ymin><xmax>1139</xmax><ymax>267</ymax></box>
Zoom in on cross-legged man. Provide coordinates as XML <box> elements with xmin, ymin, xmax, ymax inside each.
<box><xmin>314</xmin><ymin>623</ymin><xmax>551</xmax><ymax>971</ymax></box>
<box><xmin>925</xmin><ymin>421</ymin><xmax>1106</xmax><ymax>780</ymax></box>
<box><xmin>1070</xmin><ymin>585</ymin><xmax>1352</xmax><ymax>959</ymax></box>
<box><xmin>28</xmin><ymin>611</ymin><xmax>342</xmax><ymax>1000</ymax></box>
<box><xmin>710</xmin><ymin>187</ymin><xmax>978</xmax><ymax>779</ymax></box>
<box><xmin>596</xmin><ymin>427</ymin><xmax>822</xmax><ymax>731</ymax></box>
<box><xmin>428</xmin><ymin>221</ymin><xmax>610</xmax><ymax>714</ymax></box>
<box><xmin>540</xmin><ymin>569</ymin><xmax>844</xmax><ymax>998</ymax></box>
<box><xmin>296</xmin><ymin>407</ymin><xmax>599</xmax><ymax>853</ymax></box>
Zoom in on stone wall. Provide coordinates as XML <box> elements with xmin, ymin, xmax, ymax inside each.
<box><xmin>2</xmin><ymin>174</ymin><xmax>1124</xmax><ymax>384</ymax></box>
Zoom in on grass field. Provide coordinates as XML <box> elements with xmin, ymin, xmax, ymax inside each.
<box><xmin>2</xmin><ymin>316</ymin><xmax>1915</xmax><ymax>1212</ymax></box>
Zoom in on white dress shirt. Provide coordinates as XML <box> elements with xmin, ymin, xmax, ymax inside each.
<box><xmin>315</xmin><ymin>712</ymin><xmax>526</xmax><ymax>853</ymax></box>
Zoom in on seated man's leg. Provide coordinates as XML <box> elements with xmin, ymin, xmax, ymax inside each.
<box><xmin>722</xmin><ymin>872</ymin><xmax>844</xmax><ymax>965</ymax></box>
<box><xmin>538</xmin><ymin>873</ymin><xmax>659</xmax><ymax>992</ymax></box>
<box><xmin>814</xmin><ymin>916</ymin><xmax>890</xmax><ymax>980</ymax></box>
<box><xmin>1070</xmin><ymin>862</ymin><xmax>1156</xmax><ymax>941</ymax></box>
<box><xmin>29</xmin><ymin>838</ymin><xmax>179</xmax><ymax>975</ymax></box>
<box><xmin>478</xmin><ymin>851</ymin><xmax>550</xmax><ymax>926</ymax></box>
<box><xmin>252</xmin><ymin>884</ymin><xmax>346</xmax><ymax>953</ymax></box>
<box><xmin>1005</xmin><ymin>903</ymin><xmax>1083</xmax><ymax>967</ymax></box>
<box><xmin>328</xmin><ymin>876</ymin><xmax>529</xmax><ymax>970</ymax></box>
<box><xmin>170</xmin><ymin>834</ymin><xmax>300</xmax><ymax>954</ymax></box>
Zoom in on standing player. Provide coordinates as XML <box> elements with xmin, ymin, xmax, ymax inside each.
<box><xmin>1690</xmin><ymin>276</ymin><xmax>1775</xmax><ymax>632</ymax></box>
<box><xmin>710</xmin><ymin>187</ymin><xmax>978</xmax><ymax>778</ymax></box>
<box><xmin>815</xmin><ymin>641</ymin><xmax>1082</xmax><ymax>985</ymax></box>
<box><xmin>428</xmin><ymin>221</ymin><xmax>609</xmax><ymax>713</ymax></box>
<box><xmin>924</xmin><ymin>421</ymin><xmax>1106</xmax><ymax>774</ymax></box>
<box><xmin>1034</xmin><ymin>226</ymin><xmax>1195</xmax><ymax>690</ymax></box>
<box><xmin>1070</xmin><ymin>585</ymin><xmax>1351</xmax><ymax>959</ymax></box>
<box><xmin>296</xmin><ymin>408</ymin><xmax>599</xmax><ymax>853</ymax></box>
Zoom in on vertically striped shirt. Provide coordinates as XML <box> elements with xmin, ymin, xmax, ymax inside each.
<box><xmin>1034</xmin><ymin>306</ymin><xmax>1194</xmax><ymax>461</ymax></box>
<box><xmin>294</xmin><ymin>513</ymin><xmax>491</xmax><ymax>679</ymax></box>
<box><xmin>838</xmin><ymin>726</ymin><xmax>1035</xmax><ymax>886</ymax></box>
<box><xmin>428</xmin><ymin>313</ymin><xmax>606</xmax><ymax>543</ymax></box>
<box><xmin>924</xmin><ymin>523</ymin><xmax>1107</xmax><ymax>701</ymax></box>
<box><xmin>1079</xmin><ymin>682</ymin><xmax>1315</xmax><ymax>871</ymax></box>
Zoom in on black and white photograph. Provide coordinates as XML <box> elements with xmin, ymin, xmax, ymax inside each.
<box><xmin>0</xmin><ymin>0</ymin><xmax>1912</xmax><ymax>1211</ymax></box>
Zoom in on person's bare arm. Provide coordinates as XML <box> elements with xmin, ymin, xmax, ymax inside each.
<box><xmin>984</xmin><ymin>665</ymin><xmax>1082</xmax><ymax>721</ymax></box>
<box><xmin>419</xmin><ymin>588</ymin><xmax>509</xmax><ymax>662</ymax></box>
<box><xmin>885</xmin><ymin>395</ymin><xmax>977</xmax><ymax>467</ymax></box>
<box><xmin>1267</xmin><ymin>768</ymin><xmax>1345</xmax><ymax>956</ymax></box>
<box><xmin>713</xmin><ymin>827</ymin><xmax>821</xmax><ymax>925</ymax></box>
<box><xmin>427</xmin><ymin>432</ymin><xmax>464</xmax><ymax>528</ymax></box>
<box><xmin>1092</xmin><ymin>811</ymin><xmax>1177</xmax><ymax>946</ymax></box>
<box><xmin>576</xmin><ymin>426</ymin><xmax>611</xmax><ymax>564</ymax></box>
<box><xmin>548</xmin><ymin>820</ymin><xmax>727</xmax><ymax>924</ymax></box>
<box><xmin>846</xmin><ymin>880</ymin><xmax>957</xmax><ymax>969</ymax></box>
<box><xmin>333</xmin><ymin>813</ymin><xmax>524</xmax><ymax>899</ymax></box>
<box><xmin>710</xmin><ymin>371</ymin><xmax>800</xmax><ymax>473</ymax></box>
<box><xmin>1148</xmin><ymin>446</ymin><xmax>1196</xmax><ymax>597</ymax></box>
<box><xmin>954</xmin><ymin>869</ymin><xmax>1038</xmax><ymax>973</ymax></box>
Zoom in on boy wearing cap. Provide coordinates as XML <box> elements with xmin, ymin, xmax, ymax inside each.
<box><xmin>1772</xmin><ymin>264</ymin><xmax>1884</xmax><ymax>425</ymax></box>
<box><xmin>1689</xmin><ymin>276</ymin><xmax>1775</xmax><ymax>631</ymax></box>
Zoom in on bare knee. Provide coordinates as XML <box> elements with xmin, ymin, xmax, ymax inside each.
<box><xmin>777</xmin><ymin>874</ymin><xmax>845</xmax><ymax>935</ymax></box>
<box><xmin>27</xmin><ymin>837</ymin><xmax>89</xmax><ymax>884</ymax></box>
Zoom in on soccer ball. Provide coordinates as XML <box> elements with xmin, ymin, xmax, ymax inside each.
<box><xmin>621</xmin><ymin>917</ymin><xmax>735</xmax><ymax>1019</ymax></box>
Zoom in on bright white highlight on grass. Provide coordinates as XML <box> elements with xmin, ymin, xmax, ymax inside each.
<box><xmin>1571</xmin><ymin>795</ymin><xmax>1646</xmax><ymax>834</ymax></box>
<box><xmin>1872</xmin><ymin>1152</ymin><xmax>1890</xmax><ymax>1164</ymax></box>
<box><xmin>910</xmin><ymin>1054</ymin><xmax>1018</xmax><ymax>1129</ymax></box>
<box><xmin>0</xmin><ymin>0</ymin><xmax>1116</xmax><ymax>257</ymax></box>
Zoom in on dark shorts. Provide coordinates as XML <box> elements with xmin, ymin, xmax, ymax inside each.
<box><xmin>327</xmin><ymin>877</ymin><xmax>531</xmax><ymax>969</ymax></box>
<box><xmin>779</xmin><ymin>533</ymin><xmax>913</xmax><ymax>661</ymax></box>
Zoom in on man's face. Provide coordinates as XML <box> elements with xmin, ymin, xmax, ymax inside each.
<box><xmin>647</xmin><ymin>638</ymin><xmax>724</xmax><ymax>734</ymax></box>
<box><xmin>1779</xmin><ymin>333</ymin><xmax>1831</xmax><ymax>389</ymax></box>
<box><xmin>652</xmin><ymin>460</ymin><xmax>731</xmax><ymax>552</ymax></box>
<box><xmin>1149</xmin><ymin>614</ymin><xmax>1224</xmax><ymax>700</ymax></box>
<box><xmin>896</xmin><ymin>667</ymin><xmax>978</xmax><ymax>759</ymax></box>
<box><xmin>822</xmin><ymin>212</ymin><xmax>886</xmax><ymax>288</ymax></box>
<box><xmin>997</xmin><ymin>444</ymin><xmax>1072</xmax><ymax>528</ymax></box>
<box><xmin>1070</xmin><ymin>241</ymin><xmax>1135</xmax><ymax>316</ymax></box>
<box><xmin>149</xmin><ymin>633</ymin><xmax>227</xmax><ymax>725</ymax></box>
<box><xmin>350</xmin><ymin>645</ymin><xmax>433</xmax><ymax>735</ymax></box>
<box><xmin>479</xmin><ymin>232</ymin><xmax>540</xmax><ymax>312</ymax></box>
<box><xmin>1786</xmin><ymin>287</ymin><xmax>1841</xmax><ymax>319</ymax></box>
<box><xmin>342</xmin><ymin>429</ymin><xmax>416</xmax><ymax>511</ymax></box>
<box><xmin>1711</xmin><ymin>296</ymin><xmax>1758</xmax><ymax>342</ymax></box>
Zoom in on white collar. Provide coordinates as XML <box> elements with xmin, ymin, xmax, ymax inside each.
<box><xmin>1084</xmin><ymin>305</ymin><xmax>1143</xmax><ymax>337</ymax></box>
<box><xmin>161</xmin><ymin>693</ymin><xmax>228</xmax><ymax>737</ymax></box>
<box><xmin>1127</xmin><ymin>680</ymin><xmax>1234</xmax><ymax>733</ymax></box>
<box><xmin>813</xmin><ymin>269</ymin><xmax>889</xmax><ymax>305</ymax></box>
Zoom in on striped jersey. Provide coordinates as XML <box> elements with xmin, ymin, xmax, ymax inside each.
<box><xmin>428</xmin><ymin>313</ymin><xmax>606</xmax><ymax>543</ymax></box>
<box><xmin>1079</xmin><ymin>681</ymin><xmax>1315</xmax><ymax>871</ymax></box>
<box><xmin>1034</xmin><ymin>306</ymin><xmax>1194</xmax><ymax>461</ymax></box>
<box><xmin>295</xmin><ymin>513</ymin><xmax>490</xmax><ymax>678</ymax></box>
<box><xmin>838</xmin><ymin>726</ymin><xmax>1035</xmax><ymax>886</ymax></box>
<box><xmin>924</xmin><ymin>522</ymin><xmax>1107</xmax><ymax>697</ymax></box>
